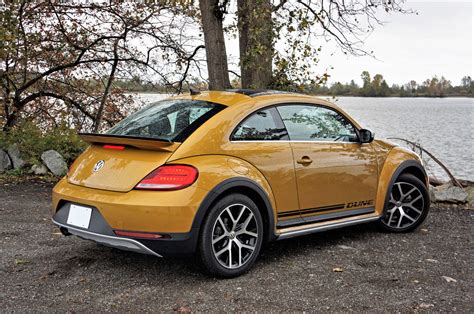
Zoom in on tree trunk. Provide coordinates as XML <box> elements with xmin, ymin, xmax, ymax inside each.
<box><xmin>2</xmin><ymin>87</ymin><xmax>12</xmax><ymax>132</ymax></box>
<box><xmin>237</xmin><ymin>0</ymin><xmax>273</xmax><ymax>89</ymax></box>
<box><xmin>93</xmin><ymin>41</ymin><xmax>119</xmax><ymax>133</ymax></box>
<box><xmin>199</xmin><ymin>0</ymin><xmax>231</xmax><ymax>90</ymax></box>
<box><xmin>3</xmin><ymin>110</ymin><xmax>18</xmax><ymax>132</ymax></box>
<box><xmin>2</xmin><ymin>95</ymin><xmax>20</xmax><ymax>132</ymax></box>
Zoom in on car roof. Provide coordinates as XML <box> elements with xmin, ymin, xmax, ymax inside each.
<box><xmin>172</xmin><ymin>90</ymin><xmax>337</xmax><ymax>109</ymax></box>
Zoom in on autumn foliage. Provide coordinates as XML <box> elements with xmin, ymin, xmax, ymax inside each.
<box><xmin>0</xmin><ymin>1</ymin><xmax>201</xmax><ymax>133</ymax></box>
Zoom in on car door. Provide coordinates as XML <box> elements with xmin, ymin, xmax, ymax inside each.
<box><xmin>227</xmin><ymin>107</ymin><xmax>301</xmax><ymax>224</ymax></box>
<box><xmin>276</xmin><ymin>104</ymin><xmax>379</xmax><ymax>224</ymax></box>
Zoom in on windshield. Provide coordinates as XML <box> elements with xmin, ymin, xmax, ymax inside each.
<box><xmin>107</xmin><ymin>99</ymin><xmax>225</xmax><ymax>142</ymax></box>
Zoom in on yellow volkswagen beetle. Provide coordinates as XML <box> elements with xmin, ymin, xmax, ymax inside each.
<box><xmin>52</xmin><ymin>90</ymin><xmax>430</xmax><ymax>277</ymax></box>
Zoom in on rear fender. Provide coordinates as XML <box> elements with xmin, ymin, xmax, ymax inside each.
<box><xmin>167</xmin><ymin>155</ymin><xmax>278</xmax><ymax>240</ymax></box>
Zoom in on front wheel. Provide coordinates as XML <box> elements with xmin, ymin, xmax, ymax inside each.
<box><xmin>198</xmin><ymin>194</ymin><xmax>263</xmax><ymax>278</ymax></box>
<box><xmin>378</xmin><ymin>173</ymin><xmax>430</xmax><ymax>232</ymax></box>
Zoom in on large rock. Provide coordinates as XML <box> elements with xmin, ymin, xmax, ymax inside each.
<box><xmin>41</xmin><ymin>150</ymin><xmax>67</xmax><ymax>176</ymax></box>
<box><xmin>431</xmin><ymin>184</ymin><xmax>468</xmax><ymax>203</ymax></box>
<box><xmin>31</xmin><ymin>163</ymin><xmax>49</xmax><ymax>175</ymax></box>
<box><xmin>0</xmin><ymin>149</ymin><xmax>12</xmax><ymax>173</ymax></box>
<box><xmin>7</xmin><ymin>144</ymin><xmax>25</xmax><ymax>169</ymax></box>
<box><xmin>465</xmin><ymin>186</ymin><xmax>474</xmax><ymax>209</ymax></box>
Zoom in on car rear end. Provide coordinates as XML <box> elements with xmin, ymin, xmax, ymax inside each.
<box><xmin>52</xmin><ymin>98</ymin><xmax>225</xmax><ymax>257</ymax></box>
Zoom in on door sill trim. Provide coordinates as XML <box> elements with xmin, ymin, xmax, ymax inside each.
<box><xmin>277</xmin><ymin>215</ymin><xmax>380</xmax><ymax>240</ymax></box>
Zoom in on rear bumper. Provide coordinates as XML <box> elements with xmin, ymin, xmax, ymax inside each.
<box><xmin>52</xmin><ymin>218</ymin><xmax>163</xmax><ymax>257</ymax></box>
<box><xmin>52</xmin><ymin>202</ymin><xmax>199</xmax><ymax>257</ymax></box>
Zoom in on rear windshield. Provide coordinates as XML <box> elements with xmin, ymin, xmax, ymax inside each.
<box><xmin>107</xmin><ymin>99</ymin><xmax>225</xmax><ymax>142</ymax></box>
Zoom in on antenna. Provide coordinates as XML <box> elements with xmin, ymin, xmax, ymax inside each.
<box><xmin>189</xmin><ymin>87</ymin><xmax>201</xmax><ymax>95</ymax></box>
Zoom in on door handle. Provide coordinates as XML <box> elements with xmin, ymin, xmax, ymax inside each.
<box><xmin>297</xmin><ymin>156</ymin><xmax>313</xmax><ymax>165</ymax></box>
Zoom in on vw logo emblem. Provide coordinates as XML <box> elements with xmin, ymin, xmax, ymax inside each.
<box><xmin>93</xmin><ymin>160</ymin><xmax>105</xmax><ymax>172</ymax></box>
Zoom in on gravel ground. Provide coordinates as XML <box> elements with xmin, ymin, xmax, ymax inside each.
<box><xmin>0</xmin><ymin>182</ymin><xmax>472</xmax><ymax>312</ymax></box>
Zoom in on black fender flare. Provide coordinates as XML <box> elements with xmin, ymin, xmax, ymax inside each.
<box><xmin>382</xmin><ymin>160</ymin><xmax>428</xmax><ymax>217</ymax></box>
<box><xmin>191</xmin><ymin>177</ymin><xmax>277</xmax><ymax>242</ymax></box>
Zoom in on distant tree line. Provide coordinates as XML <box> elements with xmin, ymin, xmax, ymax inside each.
<box><xmin>115</xmin><ymin>72</ymin><xmax>473</xmax><ymax>98</ymax></box>
<box><xmin>304</xmin><ymin>72</ymin><xmax>473</xmax><ymax>97</ymax></box>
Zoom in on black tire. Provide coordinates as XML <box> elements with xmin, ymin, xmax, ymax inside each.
<box><xmin>198</xmin><ymin>193</ymin><xmax>264</xmax><ymax>278</ymax></box>
<box><xmin>378</xmin><ymin>173</ymin><xmax>430</xmax><ymax>233</ymax></box>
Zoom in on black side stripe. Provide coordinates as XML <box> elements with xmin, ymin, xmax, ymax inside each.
<box><xmin>277</xmin><ymin>207</ymin><xmax>375</xmax><ymax>228</ymax></box>
<box><xmin>278</xmin><ymin>204</ymin><xmax>345</xmax><ymax>218</ymax></box>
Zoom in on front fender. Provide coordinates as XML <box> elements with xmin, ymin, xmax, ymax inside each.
<box><xmin>375</xmin><ymin>147</ymin><xmax>426</xmax><ymax>215</ymax></box>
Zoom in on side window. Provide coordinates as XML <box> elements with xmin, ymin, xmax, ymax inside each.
<box><xmin>277</xmin><ymin>105</ymin><xmax>358</xmax><ymax>142</ymax></box>
<box><xmin>232</xmin><ymin>108</ymin><xmax>288</xmax><ymax>141</ymax></box>
<box><xmin>189</xmin><ymin>107</ymin><xmax>211</xmax><ymax>124</ymax></box>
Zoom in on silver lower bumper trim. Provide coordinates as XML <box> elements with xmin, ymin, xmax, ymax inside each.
<box><xmin>277</xmin><ymin>216</ymin><xmax>380</xmax><ymax>240</ymax></box>
<box><xmin>52</xmin><ymin>219</ymin><xmax>162</xmax><ymax>257</ymax></box>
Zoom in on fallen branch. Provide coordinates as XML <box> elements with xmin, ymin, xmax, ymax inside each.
<box><xmin>387</xmin><ymin>137</ymin><xmax>463</xmax><ymax>188</ymax></box>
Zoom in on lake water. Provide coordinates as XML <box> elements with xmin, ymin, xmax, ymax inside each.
<box><xmin>131</xmin><ymin>93</ymin><xmax>474</xmax><ymax>181</ymax></box>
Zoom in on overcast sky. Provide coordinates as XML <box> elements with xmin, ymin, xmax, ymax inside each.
<box><xmin>320</xmin><ymin>0</ymin><xmax>473</xmax><ymax>85</ymax></box>
<box><xmin>227</xmin><ymin>0</ymin><xmax>473</xmax><ymax>86</ymax></box>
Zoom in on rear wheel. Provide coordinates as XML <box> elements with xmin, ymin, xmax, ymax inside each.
<box><xmin>379</xmin><ymin>173</ymin><xmax>430</xmax><ymax>232</ymax></box>
<box><xmin>198</xmin><ymin>194</ymin><xmax>263</xmax><ymax>278</ymax></box>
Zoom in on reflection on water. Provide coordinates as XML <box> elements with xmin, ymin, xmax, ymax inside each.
<box><xmin>130</xmin><ymin>93</ymin><xmax>474</xmax><ymax>181</ymax></box>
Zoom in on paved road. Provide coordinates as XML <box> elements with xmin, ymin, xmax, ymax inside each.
<box><xmin>0</xmin><ymin>183</ymin><xmax>472</xmax><ymax>312</ymax></box>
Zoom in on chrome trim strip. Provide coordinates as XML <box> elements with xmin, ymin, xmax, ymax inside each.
<box><xmin>52</xmin><ymin>219</ymin><xmax>162</xmax><ymax>257</ymax></box>
<box><xmin>277</xmin><ymin>216</ymin><xmax>380</xmax><ymax>240</ymax></box>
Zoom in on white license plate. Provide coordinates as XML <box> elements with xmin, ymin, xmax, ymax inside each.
<box><xmin>67</xmin><ymin>204</ymin><xmax>92</xmax><ymax>229</ymax></box>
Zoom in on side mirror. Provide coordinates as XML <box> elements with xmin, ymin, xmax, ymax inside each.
<box><xmin>359</xmin><ymin>129</ymin><xmax>374</xmax><ymax>143</ymax></box>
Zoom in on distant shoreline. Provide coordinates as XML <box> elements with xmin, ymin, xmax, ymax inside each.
<box><xmin>315</xmin><ymin>94</ymin><xmax>474</xmax><ymax>98</ymax></box>
<box><xmin>124</xmin><ymin>90</ymin><xmax>474</xmax><ymax>98</ymax></box>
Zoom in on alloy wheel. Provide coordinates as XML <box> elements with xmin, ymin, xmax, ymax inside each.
<box><xmin>211</xmin><ymin>204</ymin><xmax>259</xmax><ymax>269</ymax></box>
<box><xmin>382</xmin><ymin>182</ymin><xmax>425</xmax><ymax>229</ymax></box>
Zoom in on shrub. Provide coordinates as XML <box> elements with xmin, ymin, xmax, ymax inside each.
<box><xmin>0</xmin><ymin>122</ymin><xmax>87</xmax><ymax>166</ymax></box>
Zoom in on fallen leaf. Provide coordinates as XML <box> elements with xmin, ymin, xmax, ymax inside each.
<box><xmin>332</xmin><ymin>267</ymin><xmax>344</xmax><ymax>272</ymax></box>
<box><xmin>337</xmin><ymin>245</ymin><xmax>354</xmax><ymax>250</ymax></box>
<box><xmin>14</xmin><ymin>259</ymin><xmax>30</xmax><ymax>265</ymax></box>
<box><xmin>442</xmin><ymin>276</ymin><xmax>457</xmax><ymax>283</ymax></box>
<box><xmin>175</xmin><ymin>306</ymin><xmax>191</xmax><ymax>313</ymax></box>
<box><xmin>419</xmin><ymin>303</ymin><xmax>434</xmax><ymax>309</ymax></box>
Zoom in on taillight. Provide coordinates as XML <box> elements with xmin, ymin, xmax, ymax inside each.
<box><xmin>103</xmin><ymin>144</ymin><xmax>125</xmax><ymax>150</ymax></box>
<box><xmin>135</xmin><ymin>165</ymin><xmax>198</xmax><ymax>190</ymax></box>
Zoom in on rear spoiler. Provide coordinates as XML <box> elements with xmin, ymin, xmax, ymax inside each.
<box><xmin>78</xmin><ymin>133</ymin><xmax>180</xmax><ymax>152</ymax></box>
